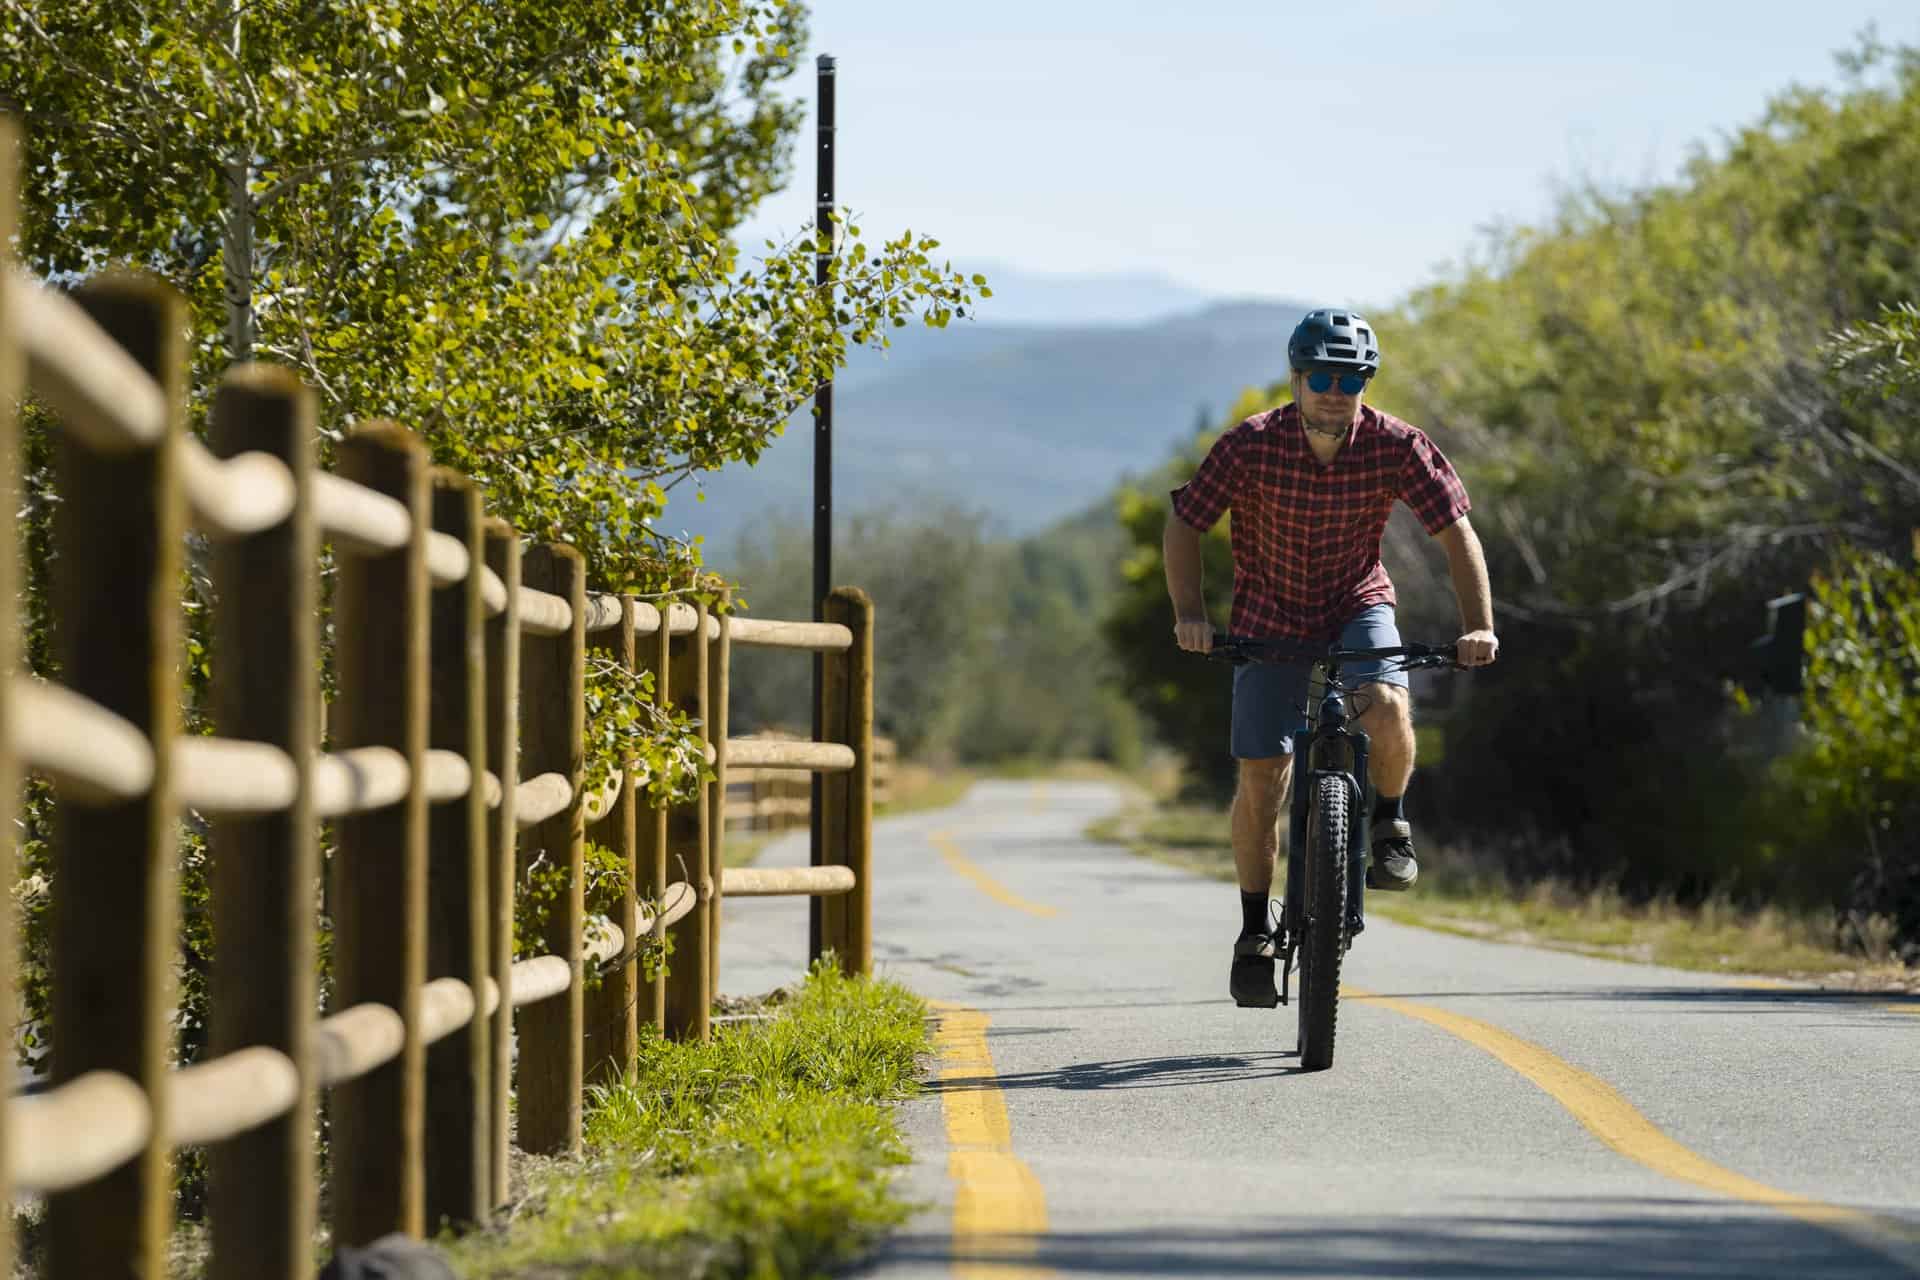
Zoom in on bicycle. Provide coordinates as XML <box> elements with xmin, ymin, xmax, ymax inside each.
<box><xmin>1206</xmin><ymin>634</ymin><xmax>1461</xmax><ymax>1070</ymax></box>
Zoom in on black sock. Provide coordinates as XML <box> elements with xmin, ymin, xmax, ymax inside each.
<box><xmin>1374</xmin><ymin>792</ymin><xmax>1406</xmax><ymax>825</ymax></box>
<box><xmin>1240</xmin><ymin>890</ymin><xmax>1270</xmax><ymax>937</ymax></box>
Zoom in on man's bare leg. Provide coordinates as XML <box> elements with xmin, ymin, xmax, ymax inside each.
<box><xmin>1354</xmin><ymin>684</ymin><xmax>1414</xmax><ymax>799</ymax></box>
<box><xmin>1228</xmin><ymin>754</ymin><xmax>1293</xmax><ymax>1006</ymax></box>
<box><xmin>1354</xmin><ymin>683</ymin><xmax>1419</xmax><ymax>888</ymax></box>
<box><xmin>1231</xmin><ymin>755</ymin><xmax>1293</xmax><ymax>895</ymax></box>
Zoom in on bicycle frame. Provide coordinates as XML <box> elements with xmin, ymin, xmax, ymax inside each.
<box><xmin>1278</xmin><ymin>660</ymin><xmax>1374</xmax><ymax>1004</ymax></box>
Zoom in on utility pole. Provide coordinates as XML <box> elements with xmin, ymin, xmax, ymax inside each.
<box><xmin>810</xmin><ymin>54</ymin><xmax>836</xmax><ymax>958</ymax></box>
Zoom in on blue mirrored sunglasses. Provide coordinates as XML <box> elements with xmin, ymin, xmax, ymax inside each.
<box><xmin>1306</xmin><ymin>369</ymin><xmax>1370</xmax><ymax>395</ymax></box>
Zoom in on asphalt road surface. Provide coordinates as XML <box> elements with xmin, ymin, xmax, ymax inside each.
<box><xmin>717</xmin><ymin>779</ymin><xmax>1920</xmax><ymax>1280</ymax></box>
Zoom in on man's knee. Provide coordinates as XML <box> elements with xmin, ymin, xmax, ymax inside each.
<box><xmin>1236</xmin><ymin>755</ymin><xmax>1292</xmax><ymax>813</ymax></box>
<box><xmin>1357</xmin><ymin>682</ymin><xmax>1412</xmax><ymax>728</ymax></box>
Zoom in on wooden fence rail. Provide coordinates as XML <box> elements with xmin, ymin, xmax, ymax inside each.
<box><xmin>725</xmin><ymin>733</ymin><xmax>895</xmax><ymax>832</ymax></box>
<box><xmin>0</xmin><ymin>121</ymin><xmax>876</xmax><ymax>1280</ymax></box>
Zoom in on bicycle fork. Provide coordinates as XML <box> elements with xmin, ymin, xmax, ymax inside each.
<box><xmin>1279</xmin><ymin>729</ymin><xmax>1372</xmax><ymax>1003</ymax></box>
<box><xmin>1346</xmin><ymin>730</ymin><xmax>1371</xmax><ymax>942</ymax></box>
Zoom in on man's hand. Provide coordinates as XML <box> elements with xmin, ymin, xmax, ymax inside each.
<box><xmin>1456</xmin><ymin>629</ymin><xmax>1498</xmax><ymax>667</ymax></box>
<box><xmin>1175</xmin><ymin>617</ymin><xmax>1213</xmax><ymax>653</ymax></box>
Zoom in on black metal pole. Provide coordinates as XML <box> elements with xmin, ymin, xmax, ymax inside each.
<box><xmin>813</xmin><ymin>53</ymin><xmax>835</xmax><ymax>624</ymax></box>
<box><xmin>810</xmin><ymin>54</ymin><xmax>836</xmax><ymax>958</ymax></box>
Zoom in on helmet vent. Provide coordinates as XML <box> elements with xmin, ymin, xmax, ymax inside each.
<box><xmin>1357</xmin><ymin>327</ymin><xmax>1372</xmax><ymax>343</ymax></box>
<box><xmin>1327</xmin><ymin>344</ymin><xmax>1356</xmax><ymax>357</ymax></box>
<box><xmin>1332</xmin><ymin>313</ymin><xmax>1349</xmax><ymax>325</ymax></box>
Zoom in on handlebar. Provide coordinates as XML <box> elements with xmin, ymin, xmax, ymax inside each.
<box><xmin>1203</xmin><ymin>633</ymin><xmax>1462</xmax><ymax>670</ymax></box>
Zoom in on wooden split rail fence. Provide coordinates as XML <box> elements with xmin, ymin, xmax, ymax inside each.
<box><xmin>0</xmin><ymin>121</ymin><xmax>876</xmax><ymax>1280</ymax></box>
<box><xmin>724</xmin><ymin>732</ymin><xmax>895</xmax><ymax>832</ymax></box>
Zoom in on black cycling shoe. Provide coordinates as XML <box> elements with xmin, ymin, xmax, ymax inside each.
<box><xmin>1366</xmin><ymin>819</ymin><xmax>1419</xmax><ymax>892</ymax></box>
<box><xmin>1229</xmin><ymin>931</ymin><xmax>1279</xmax><ymax>1008</ymax></box>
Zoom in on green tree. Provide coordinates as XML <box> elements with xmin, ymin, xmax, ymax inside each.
<box><xmin>943</xmin><ymin>506</ymin><xmax>1144</xmax><ymax>768</ymax></box>
<box><xmin>2</xmin><ymin>0</ymin><xmax>984</xmax><ymax>1079</ymax></box>
<box><xmin>1787</xmin><ymin>539</ymin><xmax>1920</xmax><ymax>957</ymax></box>
<box><xmin>1101</xmin><ymin>392</ymin><xmax>1259</xmax><ymax>800</ymax></box>
<box><xmin>1771</xmin><ymin>303</ymin><xmax>1920</xmax><ymax>957</ymax></box>
<box><xmin>722</xmin><ymin>500</ymin><xmax>1144</xmax><ymax>767</ymax></box>
<box><xmin>722</xmin><ymin>503</ymin><xmax>996</xmax><ymax>756</ymax></box>
<box><xmin>1369</xmin><ymin>37</ymin><xmax>1920</xmax><ymax>910</ymax></box>
<box><xmin>1</xmin><ymin>0</ymin><xmax>980</xmax><ymax>585</ymax></box>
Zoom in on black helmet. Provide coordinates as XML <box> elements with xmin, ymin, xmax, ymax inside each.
<box><xmin>1287</xmin><ymin>308</ymin><xmax>1381</xmax><ymax>373</ymax></box>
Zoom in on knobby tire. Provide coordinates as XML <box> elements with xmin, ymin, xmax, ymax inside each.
<box><xmin>1297</xmin><ymin>773</ymin><xmax>1348</xmax><ymax>1071</ymax></box>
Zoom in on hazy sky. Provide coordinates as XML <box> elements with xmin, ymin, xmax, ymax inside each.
<box><xmin>733</xmin><ymin>1</ymin><xmax>1920</xmax><ymax>312</ymax></box>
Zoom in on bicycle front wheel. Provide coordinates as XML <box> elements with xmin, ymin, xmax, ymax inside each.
<box><xmin>1296</xmin><ymin>773</ymin><xmax>1349</xmax><ymax>1071</ymax></box>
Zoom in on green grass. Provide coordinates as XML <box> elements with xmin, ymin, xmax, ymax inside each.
<box><xmin>876</xmin><ymin>764</ymin><xmax>976</xmax><ymax>818</ymax></box>
<box><xmin>444</xmin><ymin>962</ymin><xmax>930</xmax><ymax>1279</ymax></box>
<box><xmin>1094</xmin><ymin>797</ymin><xmax>1912</xmax><ymax>985</ymax></box>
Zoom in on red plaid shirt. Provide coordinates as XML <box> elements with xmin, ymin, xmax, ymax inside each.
<box><xmin>1170</xmin><ymin>403</ymin><xmax>1471</xmax><ymax>642</ymax></box>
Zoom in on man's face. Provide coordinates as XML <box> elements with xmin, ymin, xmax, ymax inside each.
<box><xmin>1294</xmin><ymin>366</ymin><xmax>1368</xmax><ymax>432</ymax></box>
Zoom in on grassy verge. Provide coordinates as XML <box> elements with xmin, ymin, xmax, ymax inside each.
<box><xmin>446</xmin><ymin>961</ymin><xmax>930</xmax><ymax>1279</ymax></box>
<box><xmin>11</xmin><ymin>965</ymin><xmax>931</xmax><ymax>1280</ymax></box>
<box><xmin>877</xmin><ymin>760</ymin><xmax>977</xmax><ymax>818</ymax></box>
<box><xmin>1091</xmin><ymin>798</ymin><xmax>1916</xmax><ymax>990</ymax></box>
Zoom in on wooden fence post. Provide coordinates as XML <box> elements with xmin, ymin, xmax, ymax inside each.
<box><xmin>46</xmin><ymin>275</ymin><xmax>185</xmax><ymax>1280</ymax></box>
<box><xmin>584</xmin><ymin>596</ymin><xmax>638</xmax><ymax>1085</ymax></box>
<box><xmin>706</xmin><ymin>589</ymin><xmax>731</xmax><ymax>1008</ymax></box>
<box><xmin>517</xmin><ymin>543</ymin><xmax>585</xmax><ymax>1154</ymax></box>
<box><xmin>0</xmin><ymin>114</ymin><xmax>21</xmax><ymax>1280</ymax></box>
<box><xmin>637</xmin><ymin>611</ymin><xmax>670</xmax><ymax>1035</ymax></box>
<box><xmin>819</xmin><ymin>588</ymin><xmax>874</xmax><ymax>977</ymax></box>
<box><xmin>207</xmin><ymin>367</ymin><xmax>318</xmax><ymax>1280</ymax></box>
<box><xmin>331</xmin><ymin>422</ymin><xmax>430</xmax><ymax>1246</ymax></box>
<box><xmin>664</xmin><ymin>599</ymin><xmax>711</xmax><ymax>1041</ymax></box>
<box><xmin>481</xmin><ymin>521</ymin><xmax>520</xmax><ymax>1207</ymax></box>
<box><xmin>424</xmin><ymin>471</ymin><xmax>489</xmax><ymax>1228</ymax></box>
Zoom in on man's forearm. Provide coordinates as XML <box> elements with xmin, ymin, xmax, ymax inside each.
<box><xmin>1163</xmin><ymin>516</ymin><xmax>1207</xmax><ymax>619</ymax></box>
<box><xmin>1446</xmin><ymin>526</ymin><xmax>1495</xmax><ymax>632</ymax></box>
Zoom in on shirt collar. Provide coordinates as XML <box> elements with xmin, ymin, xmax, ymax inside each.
<box><xmin>1280</xmin><ymin>401</ymin><xmax>1375</xmax><ymax>444</ymax></box>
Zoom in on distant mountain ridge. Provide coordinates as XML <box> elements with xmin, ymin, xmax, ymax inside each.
<box><xmin>667</xmin><ymin>292</ymin><xmax>1316</xmax><ymax>555</ymax></box>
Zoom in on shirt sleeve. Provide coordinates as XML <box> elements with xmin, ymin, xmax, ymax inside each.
<box><xmin>1169</xmin><ymin>425</ymin><xmax>1243</xmax><ymax>532</ymax></box>
<box><xmin>1397</xmin><ymin>430</ymin><xmax>1472</xmax><ymax>535</ymax></box>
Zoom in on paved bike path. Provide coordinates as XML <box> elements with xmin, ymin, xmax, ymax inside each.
<box><xmin>717</xmin><ymin>780</ymin><xmax>1920</xmax><ymax>1279</ymax></box>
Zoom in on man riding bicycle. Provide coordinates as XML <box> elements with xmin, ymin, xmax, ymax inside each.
<box><xmin>1163</xmin><ymin>308</ymin><xmax>1498</xmax><ymax>1008</ymax></box>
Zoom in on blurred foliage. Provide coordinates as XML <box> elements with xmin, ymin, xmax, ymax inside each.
<box><xmin>1102</xmin><ymin>37</ymin><xmax>1920</xmax><ymax>955</ymax></box>
<box><xmin>1</xmin><ymin>0</ymin><xmax>979</xmax><ymax>593</ymax></box>
<box><xmin>1378</xmin><ymin>39</ymin><xmax>1920</xmax><ymax>932</ymax></box>
<box><xmin>1103</xmin><ymin>404</ymin><xmax>1246</xmax><ymax>800</ymax></box>
<box><xmin>721</xmin><ymin>500</ymin><xmax>1144</xmax><ymax>768</ymax></box>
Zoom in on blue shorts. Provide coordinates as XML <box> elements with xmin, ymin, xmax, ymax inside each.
<box><xmin>1230</xmin><ymin>605</ymin><xmax>1409</xmax><ymax>759</ymax></box>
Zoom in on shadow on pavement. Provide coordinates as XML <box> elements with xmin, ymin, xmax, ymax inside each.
<box><xmin>856</xmin><ymin>1208</ymin><xmax>1911</xmax><ymax>1278</ymax></box>
<box><xmin>925</xmin><ymin>1051</ymin><xmax>1308</xmax><ymax>1094</ymax></box>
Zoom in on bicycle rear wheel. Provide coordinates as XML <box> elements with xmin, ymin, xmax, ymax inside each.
<box><xmin>1296</xmin><ymin>773</ymin><xmax>1349</xmax><ymax>1071</ymax></box>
